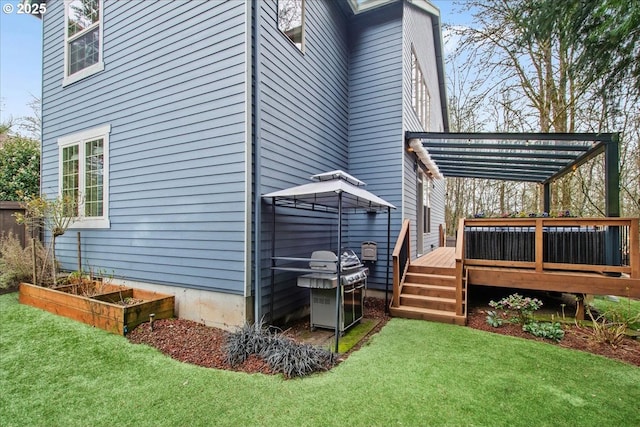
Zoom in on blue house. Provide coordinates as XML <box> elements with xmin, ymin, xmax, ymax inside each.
<box><xmin>40</xmin><ymin>0</ymin><xmax>449</xmax><ymax>329</ymax></box>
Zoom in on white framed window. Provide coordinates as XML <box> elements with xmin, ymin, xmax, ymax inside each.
<box><xmin>277</xmin><ymin>0</ymin><xmax>305</xmax><ymax>51</ymax></box>
<box><xmin>57</xmin><ymin>125</ymin><xmax>110</xmax><ymax>229</ymax></box>
<box><xmin>63</xmin><ymin>0</ymin><xmax>104</xmax><ymax>86</ymax></box>
<box><xmin>424</xmin><ymin>174</ymin><xmax>432</xmax><ymax>234</ymax></box>
<box><xmin>411</xmin><ymin>48</ymin><xmax>430</xmax><ymax>130</ymax></box>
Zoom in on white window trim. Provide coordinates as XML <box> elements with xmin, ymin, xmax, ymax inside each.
<box><xmin>57</xmin><ymin>124</ymin><xmax>111</xmax><ymax>229</ymax></box>
<box><xmin>62</xmin><ymin>0</ymin><xmax>105</xmax><ymax>87</ymax></box>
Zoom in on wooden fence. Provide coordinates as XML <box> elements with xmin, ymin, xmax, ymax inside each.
<box><xmin>0</xmin><ymin>201</ymin><xmax>34</xmax><ymax>247</ymax></box>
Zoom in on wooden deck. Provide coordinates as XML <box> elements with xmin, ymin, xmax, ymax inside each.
<box><xmin>413</xmin><ymin>247</ymin><xmax>456</xmax><ymax>269</ymax></box>
<box><xmin>391</xmin><ymin>217</ymin><xmax>640</xmax><ymax>325</ymax></box>
<box><xmin>411</xmin><ymin>246</ymin><xmax>640</xmax><ymax>299</ymax></box>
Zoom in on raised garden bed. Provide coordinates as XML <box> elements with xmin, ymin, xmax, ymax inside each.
<box><xmin>19</xmin><ymin>282</ymin><xmax>174</xmax><ymax>335</ymax></box>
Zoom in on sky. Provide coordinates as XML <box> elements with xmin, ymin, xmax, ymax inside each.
<box><xmin>0</xmin><ymin>0</ymin><xmax>468</xmax><ymax>132</ymax></box>
<box><xmin>0</xmin><ymin>0</ymin><xmax>42</xmax><ymax>127</ymax></box>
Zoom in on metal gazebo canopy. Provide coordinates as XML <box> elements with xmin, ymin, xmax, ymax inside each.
<box><xmin>262</xmin><ymin>170</ymin><xmax>396</xmax><ymax>353</ymax></box>
<box><xmin>262</xmin><ymin>170</ymin><xmax>395</xmax><ymax>212</ymax></box>
<box><xmin>406</xmin><ymin>132</ymin><xmax>620</xmax><ymax>217</ymax></box>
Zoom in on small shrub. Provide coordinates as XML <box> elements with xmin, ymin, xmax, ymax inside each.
<box><xmin>485</xmin><ymin>310</ymin><xmax>503</xmax><ymax>327</ymax></box>
<box><xmin>489</xmin><ymin>293</ymin><xmax>542</xmax><ymax>325</ymax></box>
<box><xmin>225</xmin><ymin>320</ymin><xmax>336</xmax><ymax>378</ymax></box>
<box><xmin>523</xmin><ymin>321</ymin><xmax>565</xmax><ymax>341</ymax></box>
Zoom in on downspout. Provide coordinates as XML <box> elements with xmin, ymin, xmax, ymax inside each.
<box><xmin>253</xmin><ymin>0</ymin><xmax>263</xmax><ymax>322</ymax></box>
<box><xmin>334</xmin><ymin>191</ymin><xmax>343</xmax><ymax>354</ymax></box>
<box><xmin>385</xmin><ymin>207</ymin><xmax>391</xmax><ymax>313</ymax></box>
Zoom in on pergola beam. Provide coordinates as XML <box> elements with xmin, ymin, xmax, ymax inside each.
<box><xmin>434</xmin><ymin>158</ymin><xmax>568</xmax><ymax>169</ymax></box>
<box><xmin>427</xmin><ymin>149</ymin><xmax>580</xmax><ymax>160</ymax></box>
<box><xmin>438</xmin><ymin>162</ymin><xmax>558</xmax><ymax>177</ymax></box>
<box><xmin>422</xmin><ymin>141</ymin><xmax>592</xmax><ymax>152</ymax></box>
<box><xmin>543</xmin><ymin>142</ymin><xmax>606</xmax><ymax>184</ymax></box>
<box><xmin>406</xmin><ymin>131</ymin><xmax>617</xmax><ymax>142</ymax></box>
<box><xmin>442</xmin><ymin>171</ymin><xmax>545</xmax><ymax>182</ymax></box>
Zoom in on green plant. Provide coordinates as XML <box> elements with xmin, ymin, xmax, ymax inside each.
<box><xmin>485</xmin><ymin>310</ymin><xmax>503</xmax><ymax>327</ymax></box>
<box><xmin>489</xmin><ymin>293</ymin><xmax>543</xmax><ymax>325</ymax></box>
<box><xmin>0</xmin><ymin>134</ymin><xmax>40</xmax><ymax>201</ymax></box>
<box><xmin>523</xmin><ymin>321</ymin><xmax>565</xmax><ymax>341</ymax></box>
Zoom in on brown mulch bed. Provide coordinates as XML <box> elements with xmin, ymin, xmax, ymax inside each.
<box><xmin>126</xmin><ymin>296</ymin><xmax>391</xmax><ymax>375</ymax></box>
<box><xmin>126</xmin><ymin>295</ymin><xmax>640</xmax><ymax>373</ymax></box>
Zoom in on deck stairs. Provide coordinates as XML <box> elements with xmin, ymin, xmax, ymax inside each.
<box><xmin>389</xmin><ymin>261</ymin><xmax>466</xmax><ymax>325</ymax></box>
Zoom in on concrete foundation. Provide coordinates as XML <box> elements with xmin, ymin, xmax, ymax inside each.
<box><xmin>114</xmin><ymin>279</ymin><xmax>252</xmax><ymax>331</ymax></box>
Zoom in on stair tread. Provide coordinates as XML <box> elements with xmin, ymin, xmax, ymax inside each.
<box><xmin>403</xmin><ymin>282</ymin><xmax>456</xmax><ymax>289</ymax></box>
<box><xmin>401</xmin><ymin>294</ymin><xmax>455</xmax><ymax>303</ymax></box>
<box><xmin>394</xmin><ymin>305</ymin><xmax>458</xmax><ymax>314</ymax></box>
<box><xmin>390</xmin><ymin>305</ymin><xmax>467</xmax><ymax>325</ymax></box>
<box><xmin>406</xmin><ymin>272</ymin><xmax>456</xmax><ymax>279</ymax></box>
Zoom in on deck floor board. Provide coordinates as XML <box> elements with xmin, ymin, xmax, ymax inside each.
<box><xmin>414</xmin><ymin>247</ymin><xmax>456</xmax><ymax>269</ymax></box>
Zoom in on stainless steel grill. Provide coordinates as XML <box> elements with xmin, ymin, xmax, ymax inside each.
<box><xmin>297</xmin><ymin>250</ymin><xmax>367</xmax><ymax>332</ymax></box>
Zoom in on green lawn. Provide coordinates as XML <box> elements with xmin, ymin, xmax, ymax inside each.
<box><xmin>1</xmin><ymin>292</ymin><xmax>638</xmax><ymax>427</ymax></box>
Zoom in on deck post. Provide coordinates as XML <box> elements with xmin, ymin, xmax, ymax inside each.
<box><xmin>575</xmin><ymin>294</ymin><xmax>585</xmax><ymax>321</ymax></box>
<box><xmin>605</xmin><ymin>135</ymin><xmax>621</xmax><ymax>268</ymax></box>
<box><xmin>535</xmin><ymin>219</ymin><xmax>543</xmax><ymax>272</ymax></box>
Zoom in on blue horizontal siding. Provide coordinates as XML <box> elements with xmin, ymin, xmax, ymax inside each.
<box><xmin>402</xmin><ymin>2</ymin><xmax>447</xmax><ymax>256</ymax></box>
<box><xmin>257</xmin><ymin>0</ymin><xmax>350</xmax><ymax>321</ymax></box>
<box><xmin>347</xmin><ymin>3</ymin><xmax>404</xmax><ymax>290</ymax></box>
<box><xmin>40</xmin><ymin>0</ymin><xmax>249</xmax><ymax>293</ymax></box>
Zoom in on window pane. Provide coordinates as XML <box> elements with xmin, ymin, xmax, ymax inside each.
<box><xmin>85</xmin><ymin>138</ymin><xmax>104</xmax><ymax>217</ymax></box>
<box><xmin>278</xmin><ymin>0</ymin><xmax>304</xmax><ymax>49</ymax></box>
<box><xmin>68</xmin><ymin>0</ymin><xmax>100</xmax><ymax>38</ymax></box>
<box><xmin>62</xmin><ymin>145</ymin><xmax>79</xmax><ymax>216</ymax></box>
<box><xmin>69</xmin><ymin>27</ymin><xmax>100</xmax><ymax>75</ymax></box>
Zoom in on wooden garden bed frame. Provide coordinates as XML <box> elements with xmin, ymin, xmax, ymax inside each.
<box><xmin>19</xmin><ymin>282</ymin><xmax>174</xmax><ymax>335</ymax></box>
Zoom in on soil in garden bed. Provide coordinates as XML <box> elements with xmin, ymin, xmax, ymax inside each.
<box><xmin>127</xmin><ymin>296</ymin><xmax>639</xmax><ymax>375</ymax></box>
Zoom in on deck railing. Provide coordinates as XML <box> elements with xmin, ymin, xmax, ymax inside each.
<box><xmin>454</xmin><ymin>219</ymin><xmax>466</xmax><ymax>316</ymax></box>
<box><xmin>463</xmin><ymin>217</ymin><xmax>639</xmax><ymax>278</ymax></box>
<box><xmin>391</xmin><ymin>219</ymin><xmax>411</xmax><ymax>308</ymax></box>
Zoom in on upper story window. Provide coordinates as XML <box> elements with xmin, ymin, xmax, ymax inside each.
<box><xmin>278</xmin><ymin>0</ymin><xmax>305</xmax><ymax>51</ymax></box>
<box><xmin>411</xmin><ymin>49</ymin><xmax>430</xmax><ymax>130</ymax></box>
<box><xmin>64</xmin><ymin>0</ymin><xmax>104</xmax><ymax>86</ymax></box>
<box><xmin>58</xmin><ymin>125</ymin><xmax>111</xmax><ymax>228</ymax></box>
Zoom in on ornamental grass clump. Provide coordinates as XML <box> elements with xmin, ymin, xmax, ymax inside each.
<box><xmin>225</xmin><ymin>320</ymin><xmax>336</xmax><ymax>378</ymax></box>
<box><xmin>0</xmin><ymin>233</ymin><xmax>53</xmax><ymax>289</ymax></box>
<box><xmin>586</xmin><ymin>303</ymin><xmax>639</xmax><ymax>348</ymax></box>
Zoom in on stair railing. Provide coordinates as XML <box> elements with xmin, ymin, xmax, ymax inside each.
<box><xmin>392</xmin><ymin>219</ymin><xmax>411</xmax><ymax>308</ymax></box>
<box><xmin>455</xmin><ymin>218</ymin><xmax>466</xmax><ymax>317</ymax></box>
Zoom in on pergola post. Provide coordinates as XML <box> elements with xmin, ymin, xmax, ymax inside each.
<box><xmin>543</xmin><ymin>182</ymin><xmax>551</xmax><ymax>213</ymax></box>
<box><xmin>605</xmin><ymin>135</ymin><xmax>621</xmax><ymax>267</ymax></box>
